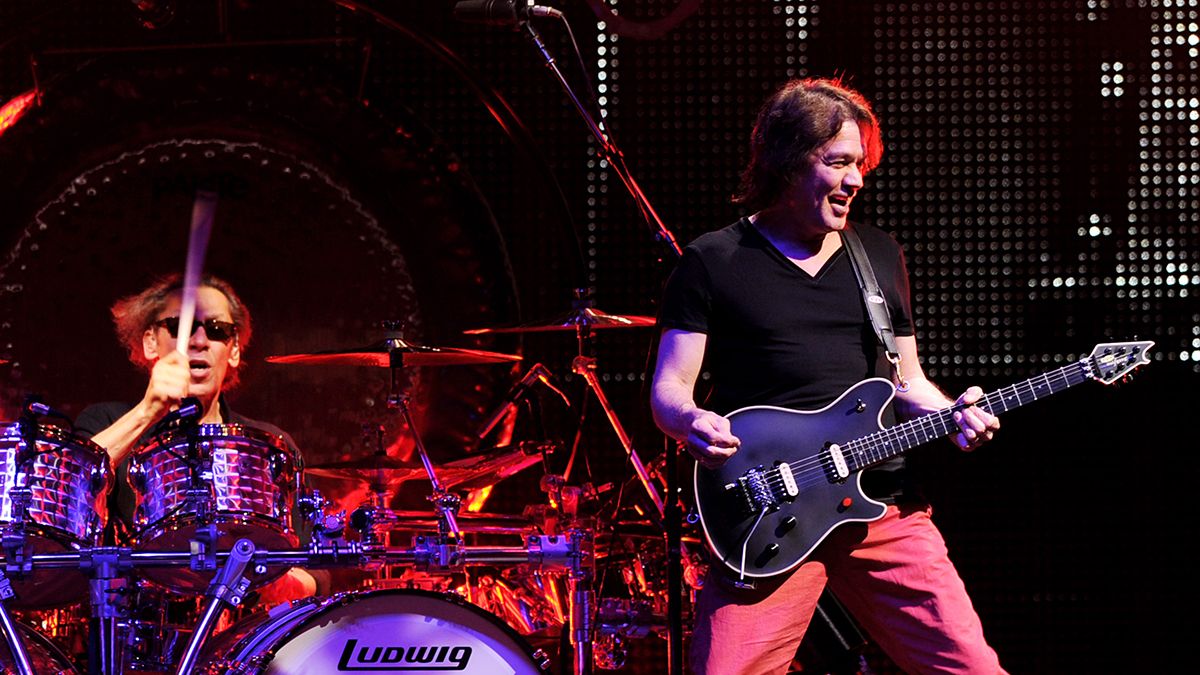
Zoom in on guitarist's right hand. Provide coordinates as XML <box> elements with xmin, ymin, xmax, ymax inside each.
<box><xmin>685</xmin><ymin>409</ymin><xmax>741</xmax><ymax>468</ymax></box>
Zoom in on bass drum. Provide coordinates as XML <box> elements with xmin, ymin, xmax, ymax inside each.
<box><xmin>201</xmin><ymin>589</ymin><xmax>551</xmax><ymax>674</ymax></box>
<box><xmin>0</xmin><ymin>622</ymin><xmax>80</xmax><ymax>674</ymax></box>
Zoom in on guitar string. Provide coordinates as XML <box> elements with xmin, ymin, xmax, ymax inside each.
<box><xmin>774</xmin><ymin>365</ymin><xmax>1086</xmax><ymax>489</ymax></box>
<box><xmin>752</xmin><ymin>362</ymin><xmax>1091</xmax><ymax>494</ymax></box>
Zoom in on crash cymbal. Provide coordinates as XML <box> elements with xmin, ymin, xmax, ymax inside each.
<box><xmin>463</xmin><ymin>307</ymin><xmax>655</xmax><ymax>335</ymax></box>
<box><xmin>434</xmin><ymin>443</ymin><xmax>544</xmax><ymax>492</ymax></box>
<box><xmin>266</xmin><ymin>336</ymin><xmax>522</xmax><ymax>367</ymax></box>
<box><xmin>307</xmin><ymin>444</ymin><xmax>542</xmax><ymax>490</ymax></box>
<box><xmin>306</xmin><ymin>454</ymin><xmax>428</xmax><ymax>483</ymax></box>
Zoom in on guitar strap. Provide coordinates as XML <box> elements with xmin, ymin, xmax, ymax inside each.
<box><xmin>838</xmin><ymin>227</ymin><xmax>909</xmax><ymax>390</ymax></box>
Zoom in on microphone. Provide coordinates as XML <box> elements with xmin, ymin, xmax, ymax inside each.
<box><xmin>452</xmin><ymin>0</ymin><xmax>563</xmax><ymax>26</ymax></box>
<box><xmin>22</xmin><ymin>397</ymin><xmax>72</xmax><ymax>423</ymax></box>
<box><xmin>152</xmin><ymin>396</ymin><xmax>204</xmax><ymax>433</ymax></box>
<box><xmin>475</xmin><ymin>363</ymin><xmax>554</xmax><ymax>440</ymax></box>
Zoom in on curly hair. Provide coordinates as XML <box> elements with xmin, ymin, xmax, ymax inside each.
<box><xmin>111</xmin><ymin>273</ymin><xmax>253</xmax><ymax>389</ymax></box>
<box><xmin>733</xmin><ymin>77</ymin><xmax>884</xmax><ymax>212</ymax></box>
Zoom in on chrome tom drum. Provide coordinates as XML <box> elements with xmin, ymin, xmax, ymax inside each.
<box><xmin>128</xmin><ymin>424</ymin><xmax>300</xmax><ymax>593</ymax></box>
<box><xmin>0</xmin><ymin>421</ymin><xmax>109</xmax><ymax>608</ymax></box>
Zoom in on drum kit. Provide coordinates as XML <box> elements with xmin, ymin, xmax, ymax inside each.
<box><xmin>0</xmin><ymin>299</ymin><xmax>696</xmax><ymax>675</ymax></box>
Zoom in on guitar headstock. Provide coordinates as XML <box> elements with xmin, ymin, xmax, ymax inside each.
<box><xmin>1085</xmin><ymin>341</ymin><xmax>1154</xmax><ymax>384</ymax></box>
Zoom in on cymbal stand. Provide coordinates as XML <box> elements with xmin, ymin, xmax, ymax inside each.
<box><xmin>386</xmin><ymin>360</ymin><xmax>461</xmax><ymax>537</ymax></box>
<box><xmin>561</xmin><ymin>308</ymin><xmax>662</xmax><ymax>675</ymax></box>
<box><xmin>0</xmin><ymin>570</ymin><xmax>33</xmax><ymax>675</ymax></box>
<box><xmin>568</xmin><ymin>316</ymin><xmax>665</xmax><ymax>519</ymax></box>
<box><xmin>175</xmin><ymin>538</ymin><xmax>255</xmax><ymax>675</ymax></box>
<box><xmin>564</xmin><ymin>299</ymin><xmax>700</xmax><ymax>675</ymax></box>
<box><xmin>566</xmin><ymin>529</ymin><xmax>596</xmax><ymax>675</ymax></box>
<box><xmin>520</xmin><ymin>12</ymin><xmax>688</xmax><ymax>672</ymax></box>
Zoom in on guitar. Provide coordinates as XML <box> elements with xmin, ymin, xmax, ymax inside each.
<box><xmin>693</xmin><ymin>341</ymin><xmax>1154</xmax><ymax>580</ymax></box>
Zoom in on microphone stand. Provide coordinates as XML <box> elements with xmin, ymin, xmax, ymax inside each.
<box><xmin>518</xmin><ymin>18</ymin><xmax>685</xmax><ymax>675</ymax></box>
<box><xmin>520</xmin><ymin>21</ymin><xmax>681</xmax><ymax>265</ymax></box>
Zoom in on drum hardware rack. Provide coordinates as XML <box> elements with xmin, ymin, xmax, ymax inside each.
<box><xmin>0</xmin><ymin>518</ymin><xmax>589</xmax><ymax>675</ymax></box>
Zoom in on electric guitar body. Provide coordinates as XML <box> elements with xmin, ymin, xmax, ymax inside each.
<box><xmin>693</xmin><ymin>341</ymin><xmax>1154</xmax><ymax>580</ymax></box>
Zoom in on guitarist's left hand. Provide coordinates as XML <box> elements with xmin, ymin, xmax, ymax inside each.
<box><xmin>951</xmin><ymin>386</ymin><xmax>999</xmax><ymax>451</ymax></box>
<box><xmin>891</xmin><ymin>336</ymin><xmax>999</xmax><ymax>452</ymax></box>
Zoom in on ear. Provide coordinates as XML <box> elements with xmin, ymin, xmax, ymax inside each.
<box><xmin>228</xmin><ymin>338</ymin><xmax>241</xmax><ymax>368</ymax></box>
<box><xmin>142</xmin><ymin>329</ymin><xmax>160</xmax><ymax>361</ymax></box>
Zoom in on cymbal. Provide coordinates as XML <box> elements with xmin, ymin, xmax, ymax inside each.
<box><xmin>266</xmin><ymin>337</ymin><xmax>522</xmax><ymax>367</ymax></box>
<box><xmin>464</xmin><ymin>307</ymin><xmax>655</xmax><ymax>335</ymax></box>
<box><xmin>306</xmin><ymin>454</ymin><xmax>427</xmax><ymax>483</ymax></box>
<box><xmin>306</xmin><ymin>444</ymin><xmax>541</xmax><ymax>490</ymax></box>
<box><xmin>435</xmin><ymin>443</ymin><xmax>543</xmax><ymax>492</ymax></box>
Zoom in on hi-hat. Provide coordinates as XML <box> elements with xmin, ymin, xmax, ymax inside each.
<box><xmin>266</xmin><ymin>336</ymin><xmax>522</xmax><ymax>367</ymax></box>
<box><xmin>464</xmin><ymin>307</ymin><xmax>655</xmax><ymax>335</ymax></box>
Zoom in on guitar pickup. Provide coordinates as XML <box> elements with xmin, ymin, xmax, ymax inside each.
<box><xmin>824</xmin><ymin>443</ymin><xmax>850</xmax><ymax>481</ymax></box>
<box><xmin>775</xmin><ymin>462</ymin><xmax>799</xmax><ymax>498</ymax></box>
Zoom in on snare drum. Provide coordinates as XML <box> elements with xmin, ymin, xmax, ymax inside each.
<box><xmin>128</xmin><ymin>424</ymin><xmax>301</xmax><ymax>593</ymax></box>
<box><xmin>0</xmin><ymin>422</ymin><xmax>109</xmax><ymax>608</ymax></box>
<box><xmin>200</xmin><ymin>589</ymin><xmax>551</xmax><ymax>674</ymax></box>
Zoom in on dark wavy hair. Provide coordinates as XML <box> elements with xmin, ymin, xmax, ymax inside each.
<box><xmin>733</xmin><ymin>77</ymin><xmax>884</xmax><ymax>212</ymax></box>
<box><xmin>111</xmin><ymin>273</ymin><xmax>253</xmax><ymax>389</ymax></box>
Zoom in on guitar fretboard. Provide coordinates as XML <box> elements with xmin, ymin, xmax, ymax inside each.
<box><xmin>842</xmin><ymin>360</ymin><xmax>1091</xmax><ymax>471</ymax></box>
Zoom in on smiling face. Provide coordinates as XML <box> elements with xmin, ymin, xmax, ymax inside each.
<box><xmin>142</xmin><ymin>286</ymin><xmax>241</xmax><ymax>403</ymax></box>
<box><xmin>774</xmin><ymin>120</ymin><xmax>866</xmax><ymax>238</ymax></box>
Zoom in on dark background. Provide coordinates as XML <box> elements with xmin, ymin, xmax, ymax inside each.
<box><xmin>0</xmin><ymin>1</ymin><xmax>1195</xmax><ymax>673</ymax></box>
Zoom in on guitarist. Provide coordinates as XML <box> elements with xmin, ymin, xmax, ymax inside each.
<box><xmin>650</xmin><ymin>78</ymin><xmax>1006</xmax><ymax>674</ymax></box>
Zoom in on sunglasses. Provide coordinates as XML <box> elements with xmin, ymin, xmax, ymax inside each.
<box><xmin>154</xmin><ymin>316</ymin><xmax>238</xmax><ymax>342</ymax></box>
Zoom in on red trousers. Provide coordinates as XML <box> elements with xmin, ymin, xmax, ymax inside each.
<box><xmin>689</xmin><ymin>504</ymin><xmax>1006</xmax><ymax>675</ymax></box>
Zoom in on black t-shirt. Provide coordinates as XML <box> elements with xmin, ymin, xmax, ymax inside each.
<box><xmin>658</xmin><ymin>218</ymin><xmax>917</xmax><ymax>500</ymax></box>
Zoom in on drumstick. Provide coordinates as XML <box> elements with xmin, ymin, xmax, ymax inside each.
<box><xmin>176</xmin><ymin>190</ymin><xmax>218</xmax><ymax>355</ymax></box>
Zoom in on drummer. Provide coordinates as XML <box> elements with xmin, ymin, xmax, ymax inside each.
<box><xmin>75</xmin><ymin>273</ymin><xmax>327</xmax><ymax>602</ymax></box>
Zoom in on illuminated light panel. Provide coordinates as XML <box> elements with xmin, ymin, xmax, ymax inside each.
<box><xmin>587</xmin><ymin>5</ymin><xmax>621</xmax><ymax>287</ymax></box>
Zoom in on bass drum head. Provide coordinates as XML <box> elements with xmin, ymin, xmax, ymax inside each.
<box><xmin>206</xmin><ymin>589</ymin><xmax>550</xmax><ymax>674</ymax></box>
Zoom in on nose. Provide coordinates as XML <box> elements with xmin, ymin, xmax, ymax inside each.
<box><xmin>845</xmin><ymin>163</ymin><xmax>864</xmax><ymax>191</ymax></box>
<box><xmin>188</xmin><ymin>323</ymin><xmax>211</xmax><ymax>349</ymax></box>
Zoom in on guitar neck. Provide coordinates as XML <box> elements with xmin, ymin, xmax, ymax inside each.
<box><xmin>845</xmin><ymin>360</ymin><xmax>1092</xmax><ymax>472</ymax></box>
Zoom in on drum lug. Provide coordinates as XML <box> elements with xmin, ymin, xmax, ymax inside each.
<box><xmin>270</xmin><ymin>450</ymin><xmax>288</xmax><ymax>480</ymax></box>
<box><xmin>531</xmin><ymin>647</ymin><xmax>553</xmax><ymax>671</ymax></box>
<box><xmin>129</xmin><ymin>461</ymin><xmax>146</xmax><ymax>492</ymax></box>
<box><xmin>91</xmin><ymin>463</ymin><xmax>109</xmax><ymax>493</ymax></box>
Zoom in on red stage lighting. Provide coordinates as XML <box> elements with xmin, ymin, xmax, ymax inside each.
<box><xmin>0</xmin><ymin>89</ymin><xmax>37</xmax><ymax>137</ymax></box>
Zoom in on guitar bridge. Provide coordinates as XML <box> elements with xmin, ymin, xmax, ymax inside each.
<box><xmin>728</xmin><ymin>463</ymin><xmax>800</xmax><ymax>514</ymax></box>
